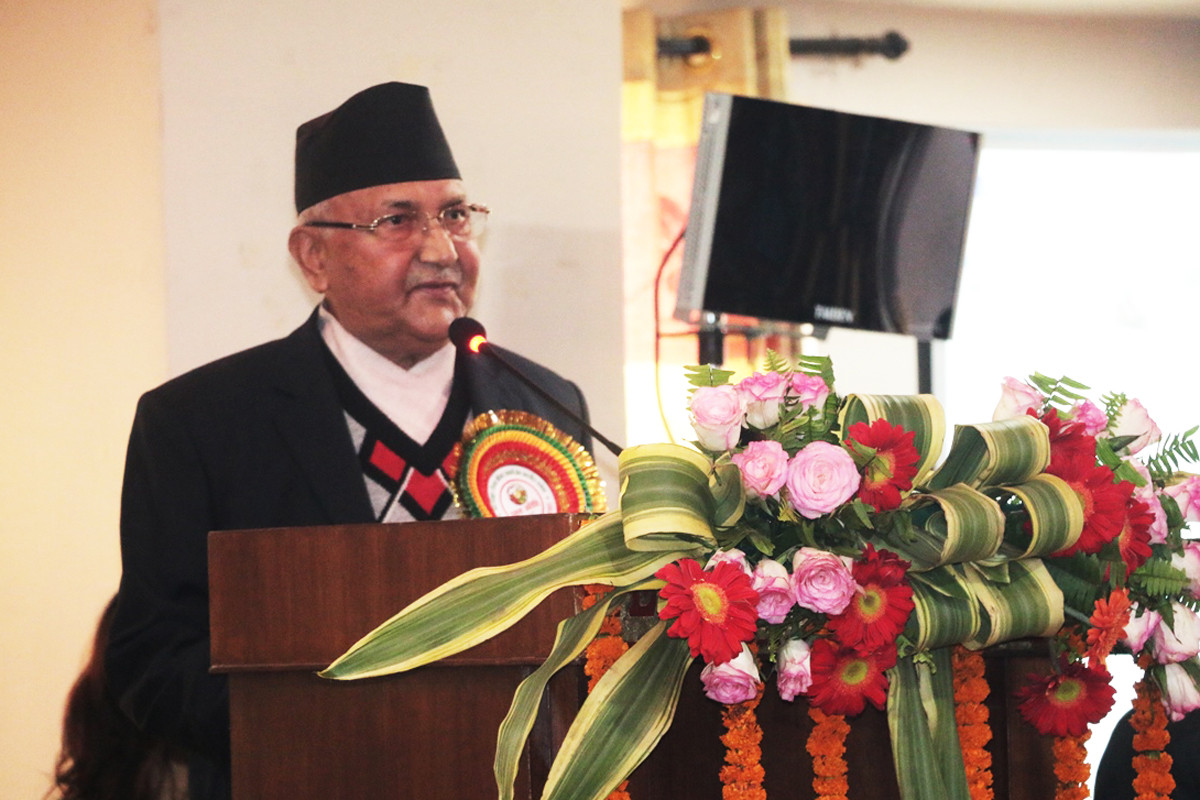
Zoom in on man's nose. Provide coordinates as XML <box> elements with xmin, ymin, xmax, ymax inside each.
<box><xmin>415</xmin><ymin>223</ymin><xmax>458</xmax><ymax>264</ymax></box>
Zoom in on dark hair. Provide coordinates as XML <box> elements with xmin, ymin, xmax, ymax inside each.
<box><xmin>46</xmin><ymin>596</ymin><xmax>187</xmax><ymax>800</ymax></box>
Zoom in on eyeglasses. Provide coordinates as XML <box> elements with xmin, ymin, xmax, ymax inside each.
<box><xmin>304</xmin><ymin>203</ymin><xmax>489</xmax><ymax>243</ymax></box>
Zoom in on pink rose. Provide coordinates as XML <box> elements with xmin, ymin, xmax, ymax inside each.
<box><xmin>1111</xmin><ymin>398</ymin><xmax>1162</xmax><ymax>455</ymax></box>
<box><xmin>751</xmin><ymin>558</ymin><xmax>795</xmax><ymax>624</ymax></box>
<box><xmin>1127</xmin><ymin>458</ymin><xmax>1169</xmax><ymax>544</ymax></box>
<box><xmin>737</xmin><ymin>371</ymin><xmax>788</xmax><ymax>429</ymax></box>
<box><xmin>689</xmin><ymin>385</ymin><xmax>744</xmax><ymax>452</ymax></box>
<box><xmin>790</xmin><ymin>373</ymin><xmax>830</xmax><ymax>413</ymax></box>
<box><xmin>706</xmin><ymin>548</ymin><xmax>751</xmax><ymax>574</ymax></box>
<box><xmin>992</xmin><ymin>377</ymin><xmax>1043</xmax><ymax>421</ymax></box>
<box><xmin>700</xmin><ymin>645</ymin><xmax>761</xmax><ymax>704</ymax></box>
<box><xmin>790</xmin><ymin>547</ymin><xmax>857</xmax><ymax>615</ymax></box>
<box><xmin>1172</xmin><ymin>540</ymin><xmax>1200</xmax><ymax>600</ymax></box>
<box><xmin>1124</xmin><ymin>606</ymin><xmax>1162</xmax><ymax>653</ymax></box>
<box><xmin>1152</xmin><ymin>603</ymin><xmax>1200</xmax><ymax>663</ymax></box>
<box><xmin>731</xmin><ymin>440</ymin><xmax>789</xmax><ymax>500</ymax></box>
<box><xmin>785</xmin><ymin>441</ymin><xmax>861</xmax><ymax>519</ymax></box>
<box><xmin>1070</xmin><ymin>400</ymin><xmax>1109</xmax><ymax>437</ymax></box>
<box><xmin>1160</xmin><ymin>659</ymin><xmax>1200</xmax><ymax>722</ymax></box>
<box><xmin>776</xmin><ymin>637</ymin><xmax>813</xmax><ymax>701</ymax></box>
<box><xmin>1146</xmin><ymin>498</ymin><xmax>1170</xmax><ymax>545</ymax></box>
<box><xmin>1164</xmin><ymin>476</ymin><xmax>1200</xmax><ymax>524</ymax></box>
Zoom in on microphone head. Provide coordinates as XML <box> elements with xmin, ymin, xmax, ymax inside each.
<box><xmin>448</xmin><ymin>317</ymin><xmax>488</xmax><ymax>354</ymax></box>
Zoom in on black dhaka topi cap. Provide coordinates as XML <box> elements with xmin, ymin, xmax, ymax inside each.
<box><xmin>294</xmin><ymin>82</ymin><xmax>461</xmax><ymax>212</ymax></box>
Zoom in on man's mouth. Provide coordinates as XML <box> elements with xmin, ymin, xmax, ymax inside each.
<box><xmin>406</xmin><ymin>268</ymin><xmax>462</xmax><ymax>294</ymax></box>
<box><xmin>410</xmin><ymin>279</ymin><xmax>459</xmax><ymax>293</ymax></box>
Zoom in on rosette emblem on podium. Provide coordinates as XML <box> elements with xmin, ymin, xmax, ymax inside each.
<box><xmin>454</xmin><ymin>410</ymin><xmax>604</xmax><ymax>517</ymax></box>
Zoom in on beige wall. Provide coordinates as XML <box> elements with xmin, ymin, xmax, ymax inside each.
<box><xmin>784</xmin><ymin>2</ymin><xmax>1200</xmax><ymax>131</ymax></box>
<box><xmin>637</xmin><ymin>0</ymin><xmax>1200</xmax><ymax>136</ymax></box>
<box><xmin>0</xmin><ymin>1</ymin><xmax>166</xmax><ymax>796</ymax></box>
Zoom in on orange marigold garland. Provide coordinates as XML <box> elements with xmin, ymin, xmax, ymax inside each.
<box><xmin>582</xmin><ymin>584</ymin><xmax>632</xmax><ymax>800</ymax></box>
<box><xmin>1130</xmin><ymin>672</ymin><xmax>1175</xmax><ymax>800</ymax></box>
<box><xmin>719</xmin><ymin>687</ymin><xmax>767</xmax><ymax>800</ymax></box>
<box><xmin>952</xmin><ymin>646</ymin><xmax>994</xmax><ymax>800</ymax></box>
<box><xmin>1053</xmin><ymin>732</ymin><xmax>1092</xmax><ymax>800</ymax></box>
<box><xmin>806</xmin><ymin>706</ymin><xmax>850</xmax><ymax>800</ymax></box>
<box><xmin>582</xmin><ymin>584</ymin><xmax>629</xmax><ymax>691</ymax></box>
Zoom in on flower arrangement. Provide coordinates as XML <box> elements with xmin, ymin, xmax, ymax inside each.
<box><xmin>319</xmin><ymin>354</ymin><xmax>1200</xmax><ymax>800</ymax></box>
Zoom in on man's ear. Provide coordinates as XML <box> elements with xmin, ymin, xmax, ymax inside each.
<box><xmin>288</xmin><ymin>226</ymin><xmax>329</xmax><ymax>294</ymax></box>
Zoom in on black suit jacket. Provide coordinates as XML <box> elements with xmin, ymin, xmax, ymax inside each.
<box><xmin>105</xmin><ymin>310</ymin><xmax>592</xmax><ymax>799</ymax></box>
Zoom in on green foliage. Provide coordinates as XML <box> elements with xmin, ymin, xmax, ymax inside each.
<box><xmin>1100</xmin><ymin>391</ymin><xmax>1128</xmax><ymax>424</ymax></box>
<box><xmin>682</xmin><ymin>364</ymin><xmax>736</xmax><ymax>390</ymax></box>
<box><xmin>1144</xmin><ymin>426</ymin><xmax>1200</xmax><ymax>481</ymax></box>
<box><xmin>1027</xmin><ymin>373</ymin><xmax>1090</xmax><ymax>413</ymax></box>
<box><xmin>1129</xmin><ymin>556</ymin><xmax>1192</xmax><ymax>603</ymax></box>
<box><xmin>1043</xmin><ymin>553</ymin><xmax>1106</xmax><ymax>619</ymax></box>
<box><xmin>795</xmin><ymin>354</ymin><xmax>835</xmax><ymax>387</ymax></box>
<box><xmin>1159</xmin><ymin>494</ymin><xmax>1187</xmax><ymax>544</ymax></box>
<box><xmin>1094</xmin><ymin>437</ymin><xmax>1146</xmax><ymax>486</ymax></box>
<box><xmin>761</xmin><ymin>348</ymin><xmax>792</xmax><ymax>374</ymax></box>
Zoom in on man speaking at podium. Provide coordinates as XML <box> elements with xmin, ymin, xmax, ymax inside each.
<box><xmin>105</xmin><ymin>82</ymin><xmax>592</xmax><ymax>800</ymax></box>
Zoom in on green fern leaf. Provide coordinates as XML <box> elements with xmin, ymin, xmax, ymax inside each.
<box><xmin>683</xmin><ymin>364</ymin><xmax>737</xmax><ymax>390</ymax></box>
<box><xmin>1101</xmin><ymin>391</ymin><xmax>1128</xmax><ymax>423</ymax></box>
<box><xmin>1028</xmin><ymin>373</ymin><xmax>1091</xmax><ymax>412</ymax></box>
<box><xmin>1130</xmin><ymin>557</ymin><xmax>1191</xmax><ymax>600</ymax></box>
<box><xmin>1145</xmin><ymin>426</ymin><xmax>1200</xmax><ymax>481</ymax></box>
<box><xmin>762</xmin><ymin>349</ymin><xmax>791</xmax><ymax>374</ymax></box>
<box><xmin>796</xmin><ymin>354</ymin><xmax>835</xmax><ymax>387</ymax></box>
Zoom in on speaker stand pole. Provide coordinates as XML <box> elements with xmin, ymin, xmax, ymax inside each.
<box><xmin>698</xmin><ymin>312</ymin><xmax>724</xmax><ymax>366</ymax></box>
<box><xmin>917</xmin><ymin>339</ymin><xmax>933</xmax><ymax>395</ymax></box>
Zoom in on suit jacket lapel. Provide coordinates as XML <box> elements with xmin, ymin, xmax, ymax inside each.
<box><xmin>269</xmin><ymin>312</ymin><xmax>376</xmax><ymax>524</ymax></box>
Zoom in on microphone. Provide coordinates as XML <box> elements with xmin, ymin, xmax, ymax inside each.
<box><xmin>449</xmin><ymin>317</ymin><xmax>624</xmax><ymax>458</ymax></box>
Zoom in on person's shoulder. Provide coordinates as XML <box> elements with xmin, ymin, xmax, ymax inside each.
<box><xmin>139</xmin><ymin>318</ymin><xmax>319</xmax><ymax>408</ymax></box>
<box><xmin>489</xmin><ymin>345</ymin><xmax>579</xmax><ymax>393</ymax></box>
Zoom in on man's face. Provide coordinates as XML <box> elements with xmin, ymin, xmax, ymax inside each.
<box><xmin>291</xmin><ymin>179</ymin><xmax>481</xmax><ymax>368</ymax></box>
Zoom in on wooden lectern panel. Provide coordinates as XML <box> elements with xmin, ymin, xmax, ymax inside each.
<box><xmin>209</xmin><ymin>514</ymin><xmax>589</xmax><ymax>800</ymax></box>
<box><xmin>210</xmin><ymin>516</ymin><xmax>1055</xmax><ymax>799</ymax></box>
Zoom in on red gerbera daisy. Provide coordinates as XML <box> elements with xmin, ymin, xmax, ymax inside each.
<box><xmin>656</xmin><ymin>558</ymin><xmax>759</xmax><ymax>665</ymax></box>
<box><xmin>1048</xmin><ymin>450</ymin><xmax>1135</xmax><ymax>557</ymax></box>
<box><xmin>1116</xmin><ymin>497</ymin><xmax>1154</xmax><ymax>577</ymax></box>
<box><xmin>826</xmin><ymin>545</ymin><xmax>915</xmax><ymax>653</ymax></box>
<box><xmin>1036</xmin><ymin>407</ymin><xmax>1098</xmax><ymax>468</ymax></box>
<box><xmin>1015</xmin><ymin>660</ymin><xmax>1116</xmax><ymax>736</ymax></box>
<box><xmin>807</xmin><ymin>638</ymin><xmax>896</xmax><ymax>716</ymax></box>
<box><xmin>844</xmin><ymin>419</ymin><xmax>920</xmax><ymax>511</ymax></box>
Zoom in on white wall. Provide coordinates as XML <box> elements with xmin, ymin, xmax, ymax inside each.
<box><xmin>158</xmin><ymin>1</ymin><xmax>626</xmax><ymax>486</ymax></box>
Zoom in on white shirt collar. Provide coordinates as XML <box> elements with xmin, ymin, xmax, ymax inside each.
<box><xmin>317</xmin><ymin>305</ymin><xmax>456</xmax><ymax>445</ymax></box>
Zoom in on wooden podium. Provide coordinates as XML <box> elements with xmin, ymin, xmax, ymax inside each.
<box><xmin>210</xmin><ymin>515</ymin><xmax>1056</xmax><ymax>800</ymax></box>
<box><xmin>208</xmin><ymin>514</ymin><xmax>590</xmax><ymax>800</ymax></box>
